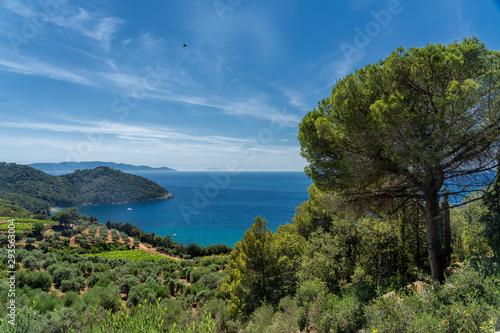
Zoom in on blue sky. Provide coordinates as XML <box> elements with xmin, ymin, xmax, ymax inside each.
<box><xmin>0</xmin><ymin>0</ymin><xmax>499</xmax><ymax>171</ymax></box>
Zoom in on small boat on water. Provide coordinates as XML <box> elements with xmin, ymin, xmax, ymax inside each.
<box><xmin>127</xmin><ymin>208</ymin><xmax>133</xmax><ymax>211</ymax></box>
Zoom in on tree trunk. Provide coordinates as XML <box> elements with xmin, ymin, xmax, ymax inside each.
<box><xmin>442</xmin><ymin>192</ymin><xmax>452</xmax><ymax>268</ymax></box>
<box><xmin>425</xmin><ymin>190</ymin><xmax>445</xmax><ymax>283</ymax></box>
<box><xmin>414</xmin><ymin>209</ymin><xmax>421</xmax><ymax>271</ymax></box>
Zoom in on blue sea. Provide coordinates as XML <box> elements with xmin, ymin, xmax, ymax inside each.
<box><xmin>77</xmin><ymin>172</ymin><xmax>312</xmax><ymax>247</ymax></box>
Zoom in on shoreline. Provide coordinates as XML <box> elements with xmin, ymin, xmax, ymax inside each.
<box><xmin>49</xmin><ymin>194</ymin><xmax>175</xmax><ymax>214</ymax></box>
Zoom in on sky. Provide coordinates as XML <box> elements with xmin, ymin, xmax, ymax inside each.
<box><xmin>0</xmin><ymin>0</ymin><xmax>499</xmax><ymax>171</ymax></box>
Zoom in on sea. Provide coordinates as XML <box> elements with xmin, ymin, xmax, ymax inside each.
<box><xmin>76</xmin><ymin>171</ymin><xmax>312</xmax><ymax>247</ymax></box>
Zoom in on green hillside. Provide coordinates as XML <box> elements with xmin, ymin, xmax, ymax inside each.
<box><xmin>0</xmin><ymin>163</ymin><xmax>173</xmax><ymax>211</ymax></box>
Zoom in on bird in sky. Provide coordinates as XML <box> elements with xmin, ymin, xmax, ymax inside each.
<box><xmin>183</xmin><ymin>44</ymin><xmax>187</xmax><ymax>47</ymax></box>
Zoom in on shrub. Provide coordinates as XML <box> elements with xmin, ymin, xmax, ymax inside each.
<box><xmin>16</xmin><ymin>270</ymin><xmax>53</xmax><ymax>292</ymax></box>
<box><xmin>190</xmin><ymin>268</ymin><xmax>207</xmax><ymax>284</ymax></box>
<box><xmin>126</xmin><ymin>285</ymin><xmax>157</xmax><ymax>307</ymax></box>
<box><xmin>119</xmin><ymin>275</ymin><xmax>140</xmax><ymax>295</ymax></box>
<box><xmin>184</xmin><ymin>283</ymin><xmax>209</xmax><ymax>296</ymax></box>
<box><xmin>47</xmin><ymin>263</ymin><xmax>80</xmax><ymax>285</ymax></box>
<box><xmin>87</xmin><ymin>271</ymin><xmax>117</xmax><ymax>288</ymax></box>
<box><xmin>186</xmin><ymin>243</ymin><xmax>202</xmax><ymax>258</ymax></box>
<box><xmin>60</xmin><ymin>276</ymin><xmax>86</xmax><ymax>293</ymax></box>
<box><xmin>22</xmin><ymin>255</ymin><xmax>42</xmax><ymax>270</ymax></box>
<box><xmin>83</xmin><ymin>285</ymin><xmax>121</xmax><ymax>312</ymax></box>
<box><xmin>145</xmin><ymin>275</ymin><xmax>161</xmax><ymax>286</ymax></box>
<box><xmin>63</xmin><ymin>291</ymin><xmax>80</xmax><ymax>307</ymax></box>
<box><xmin>35</xmin><ymin>291</ymin><xmax>62</xmax><ymax>313</ymax></box>
<box><xmin>311</xmin><ymin>293</ymin><xmax>364</xmax><ymax>333</ymax></box>
<box><xmin>25</xmin><ymin>237</ymin><xmax>36</xmax><ymax>245</ymax></box>
<box><xmin>199</xmin><ymin>272</ymin><xmax>226</xmax><ymax>290</ymax></box>
<box><xmin>242</xmin><ymin>304</ymin><xmax>274</xmax><ymax>333</ymax></box>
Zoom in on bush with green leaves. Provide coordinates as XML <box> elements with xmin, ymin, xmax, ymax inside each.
<box><xmin>118</xmin><ymin>274</ymin><xmax>139</xmax><ymax>295</ymax></box>
<box><xmin>46</xmin><ymin>263</ymin><xmax>81</xmax><ymax>285</ymax></box>
<box><xmin>35</xmin><ymin>291</ymin><xmax>63</xmax><ymax>313</ymax></box>
<box><xmin>365</xmin><ymin>261</ymin><xmax>500</xmax><ymax>332</ymax></box>
<box><xmin>83</xmin><ymin>285</ymin><xmax>121</xmax><ymax>312</ymax></box>
<box><xmin>60</xmin><ymin>276</ymin><xmax>86</xmax><ymax>293</ymax></box>
<box><xmin>184</xmin><ymin>283</ymin><xmax>209</xmax><ymax>297</ymax></box>
<box><xmin>22</xmin><ymin>255</ymin><xmax>42</xmax><ymax>271</ymax></box>
<box><xmin>145</xmin><ymin>275</ymin><xmax>161</xmax><ymax>286</ymax></box>
<box><xmin>63</xmin><ymin>290</ymin><xmax>80</xmax><ymax>307</ymax></box>
<box><xmin>190</xmin><ymin>267</ymin><xmax>208</xmax><ymax>284</ymax></box>
<box><xmin>126</xmin><ymin>285</ymin><xmax>157</xmax><ymax>307</ymax></box>
<box><xmin>86</xmin><ymin>271</ymin><xmax>117</xmax><ymax>288</ymax></box>
<box><xmin>16</xmin><ymin>270</ymin><xmax>53</xmax><ymax>292</ymax></box>
<box><xmin>199</xmin><ymin>272</ymin><xmax>226</xmax><ymax>290</ymax></box>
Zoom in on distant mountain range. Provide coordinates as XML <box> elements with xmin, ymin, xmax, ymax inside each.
<box><xmin>28</xmin><ymin>161</ymin><xmax>176</xmax><ymax>174</ymax></box>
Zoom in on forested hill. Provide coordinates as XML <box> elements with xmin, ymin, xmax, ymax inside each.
<box><xmin>0</xmin><ymin>162</ymin><xmax>173</xmax><ymax>211</ymax></box>
<box><xmin>29</xmin><ymin>161</ymin><xmax>176</xmax><ymax>174</ymax></box>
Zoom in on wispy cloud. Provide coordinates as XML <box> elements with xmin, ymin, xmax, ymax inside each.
<box><xmin>220</xmin><ymin>94</ymin><xmax>301</xmax><ymax>125</ymax></box>
<box><xmin>1</xmin><ymin>1</ymin><xmax>123</xmax><ymax>50</ymax></box>
<box><xmin>0</xmin><ymin>119</ymin><xmax>250</xmax><ymax>147</ymax></box>
<box><xmin>0</xmin><ymin>118</ymin><xmax>298</xmax><ymax>163</ymax></box>
<box><xmin>49</xmin><ymin>7</ymin><xmax>123</xmax><ymax>50</ymax></box>
<box><xmin>0</xmin><ymin>48</ymin><xmax>302</xmax><ymax>125</ymax></box>
<box><xmin>0</xmin><ymin>56</ymin><xmax>92</xmax><ymax>86</ymax></box>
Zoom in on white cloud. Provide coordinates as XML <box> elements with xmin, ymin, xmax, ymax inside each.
<box><xmin>0</xmin><ymin>56</ymin><xmax>92</xmax><ymax>85</ymax></box>
<box><xmin>49</xmin><ymin>7</ymin><xmax>123</xmax><ymax>50</ymax></box>
<box><xmin>0</xmin><ymin>119</ymin><xmax>250</xmax><ymax>147</ymax></box>
<box><xmin>1</xmin><ymin>1</ymin><xmax>123</xmax><ymax>50</ymax></box>
<box><xmin>0</xmin><ymin>119</ymin><xmax>303</xmax><ymax>170</ymax></box>
<box><xmin>220</xmin><ymin>94</ymin><xmax>301</xmax><ymax>125</ymax></box>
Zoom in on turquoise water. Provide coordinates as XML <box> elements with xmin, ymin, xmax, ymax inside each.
<box><xmin>77</xmin><ymin>171</ymin><xmax>311</xmax><ymax>247</ymax></box>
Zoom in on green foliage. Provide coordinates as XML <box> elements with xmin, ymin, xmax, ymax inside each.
<box><xmin>271</xmin><ymin>223</ymin><xmax>306</xmax><ymax>297</ymax></box>
<box><xmin>481</xmin><ymin>158</ymin><xmax>500</xmax><ymax>258</ymax></box>
<box><xmin>33</xmin><ymin>221</ymin><xmax>45</xmax><ymax>236</ymax></box>
<box><xmin>16</xmin><ymin>270</ymin><xmax>53</xmax><ymax>292</ymax></box>
<box><xmin>299</xmin><ymin>222</ymin><xmax>357</xmax><ymax>294</ymax></box>
<box><xmin>126</xmin><ymin>285</ymin><xmax>157</xmax><ymax>307</ymax></box>
<box><xmin>0</xmin><ymin>163</ymin><xmax>172</xmax><ymax>211</ymax></box>
<box><xmin>0</xmin><ymin>222</ymin><xmax>34</xmax><ymax>230</ymax></box>
<box><xmin>451</xmin><ymin>193</ymin><xmax>492</xmax><ymax>261</ymax></box>
<box><xmin>84</xmin><ymin>301</ymin><xmax>216</xmax><ymax>333</ymax></box>
<box><xmin>298</xmin><ymin>37</ymin><xmax>500</xmax><ymax>282</ymax></box>
<box><xmin>221</xmin><ymin>216</ymin><xmax>276</xmax><ymax>316</ymax></box>
<box><xmin>22</xmin><ymin>254</ymin><xmax>43</xmax><ymax>270</ymax></box>
<box><xmin>119</xmin><ymin>274</ymin><xmax>139</xmax><ymax>295</ymax></box>
<box><xmin>186</xmin><ymin>243</ymin><xmax>202</xmax><ymax>257</ymax></box>
<box><xmin>365</xmin><ymin>261</ymin><xmax>500</xmax><ymax>332</ymax></box>
<box><xmin>84</xmin><ymin>249</ymin><xmax>166</xmax><ymax>261</ymax></box>
<box><xmin>83</xmin><ymin>285</ymin><xmax>121</xmax><ymax>312</ymax></box>
<box><xmin>0</xmin><ymin>199</ymin><xmax>31</xmax><ymax>217</ymax></box>
<box><xmin>61</xmin><ymin>276</ymin><xmax>86</xmax><ymax>293</ymax></box>
<box><xmin>47</xmin><ymin>262</ymin><xmax>81</xmax><ymax>285</ymax></box>
<box><xmin>52</xmin><ymin>207</ymin><xmax>80</xmax><ymax>227</ymax></box>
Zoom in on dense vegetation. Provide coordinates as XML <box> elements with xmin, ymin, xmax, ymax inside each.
<box><xmin>1</xmin><ymin>184</ymin><xmax>499</xmax><ymax>332</ymax></box>
<box><xmin>1</xmin><ymin>38</ymin><xmax>500</xmax><ymax>331</ymax></box>
<box><xmin>298</xmin><ymin>37</ymin><xmax>500</xmax><ymax>282</ymax></box>
<box><xmin>0</xmin><ymin>163</ymin><xmax>173</xmax><ymax>211</ymax></box>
